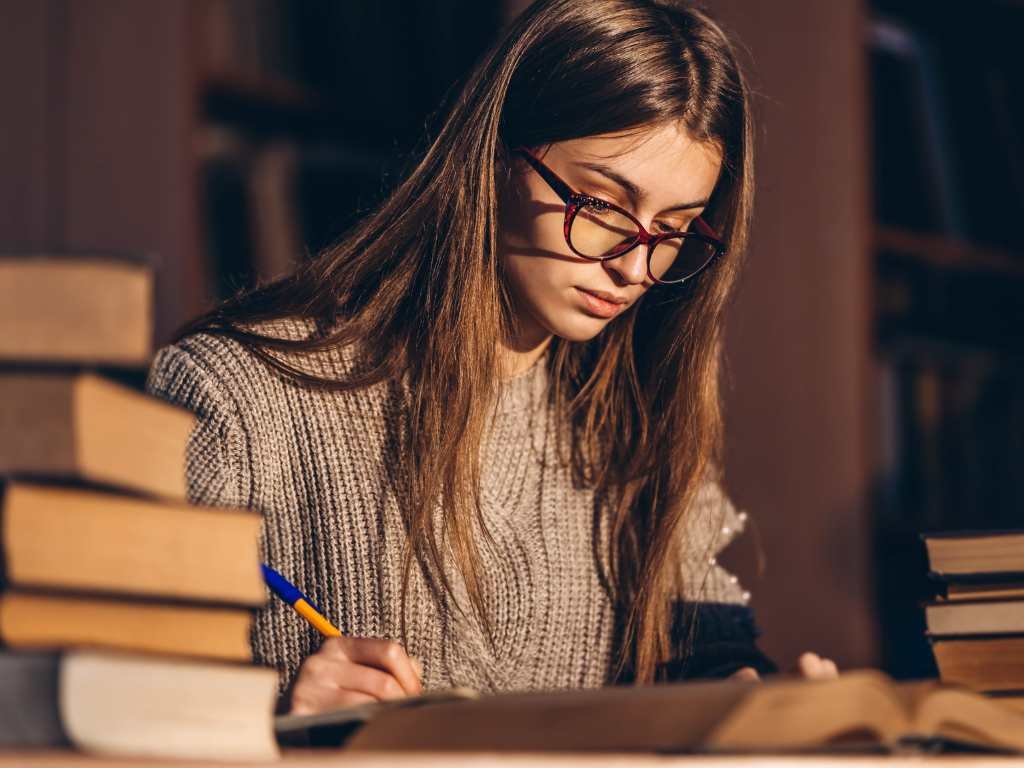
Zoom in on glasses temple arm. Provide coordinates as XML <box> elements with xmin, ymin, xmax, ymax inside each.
<box><xmin>511</xmin><ymin>146</ymin><xmax>574</xmax><ymax>204</ymax></box>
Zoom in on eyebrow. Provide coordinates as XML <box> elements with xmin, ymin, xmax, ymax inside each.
<box><xmin>576</xmin><ymin>161</ymin><xmax>709</xmax><ymax>212</ymax></box>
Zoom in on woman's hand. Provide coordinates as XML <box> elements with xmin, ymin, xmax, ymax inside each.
<box><xmin>288</xmin><ymin>636</ymin><xmax>423</xmax><ymax>715</ymax></box>
<box><xmin>728</xmin><ymin>651</ymin><xmax>839</xmax><ymax>682</ymax></box>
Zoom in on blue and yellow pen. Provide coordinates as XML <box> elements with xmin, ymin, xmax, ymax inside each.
<box><xmin>261</xmin><ymin>563</ymin><xmax>341</xmax><ymax>637</ymax></box>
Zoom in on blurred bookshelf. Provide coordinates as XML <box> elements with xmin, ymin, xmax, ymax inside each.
<box><xmin>867</xmin><ymin>0</ymin><xmax>1024</xmax><ymax>679</ymax></box>
<box><xmin>187</xmin><ymin>0</ymin><xmax>502</xmax><ymax>302</ymax></box>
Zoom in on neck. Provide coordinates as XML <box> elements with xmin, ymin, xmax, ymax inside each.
<box><xmin>498</xmin><ymin>328</ymin><xmax>553</xmax><ymax>381</ymax></box>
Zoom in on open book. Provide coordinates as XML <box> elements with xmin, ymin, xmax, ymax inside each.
<box><xmin>276</xmin><ymin>669</ymin><xmax>1024</xmax><ymax>754</ymax></box>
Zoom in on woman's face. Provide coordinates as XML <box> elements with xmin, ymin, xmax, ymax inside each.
<box><xmin>498</xmin><ymin>123</ymin><xmax>723</xmax><ymax>346</ymax></box>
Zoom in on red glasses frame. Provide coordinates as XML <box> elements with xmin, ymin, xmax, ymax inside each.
<box><xmin>511</xmin><ymin>146</ymin><xmax>727</xmax><ymax>285</ymax></box>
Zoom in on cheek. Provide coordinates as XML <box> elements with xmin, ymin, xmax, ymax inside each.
<box><xmin>504</xmin><ymin>248</ymin><xmax>566</xmax><ymax>306</ymax></box>
<box><xmin>500</xmin><ymin>172</ymin><xmax>568</xmax><ymax>255</ymax></box>
<box><xmin>500</xmin><ymin>190</ymin><xmax>573</xmax><ymax>299</ymax></box>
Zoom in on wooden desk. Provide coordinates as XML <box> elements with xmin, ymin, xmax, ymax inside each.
<box><xmin>2</xmin><ymin>752</ymin><xmax>1024</xmax><ymax>767</ymax></box>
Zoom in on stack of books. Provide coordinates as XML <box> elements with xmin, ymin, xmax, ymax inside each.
<box><xmin>921</xmin><ymin>529</ymin><xmax>1024</xmax><ymax>714</ymax></box>
<box><xmin>0</xmin><ymin>254</ymin><xmax>278</xmax><ymax>761</ymax></box>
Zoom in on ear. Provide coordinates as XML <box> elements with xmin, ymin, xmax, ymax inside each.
<box><xmin>496</xmin><ymin>150</ymin><xmax>529</xmax><ymax>204</ymax></box>
<box><xmin>499</xmin><ymin>144</ymin><xmax>532</xmax><ymax>177</ymax></box>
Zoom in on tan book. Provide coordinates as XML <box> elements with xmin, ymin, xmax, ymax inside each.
<box><xmin>922</xmin><ymin>530</ymin><xmax>1024</xmax><ymax>578</ymax></box>
<box><xmin>0</xmin><ymin>255</ymin><xmax>152</xmax><ymax>366</ymax></box>
<box><xmin>2</xmin><ymin>482</ymin><xmax>265</xmax><ymax>606</ymax></box>
<box><xmin>278</xmin><ymin>670</ymin><xmax>1024</xmax><ymax>754</ymax></box>
<box><xmin>931</xmin><ymin>636</ymin><xmax>1024</xmax><ymax>692</ymax></box>
<box><xmin>0</xmin><ymin>371</ymin><xmax>193</xmax><ymax>500</ymax></box>
<box><xmin>989</xmin><ymin>694</ymin><xmax>1024</xmax><ymax>715</ymax></box>
<box><xmin>0</xmin><ymin>591</ymin><xmax>252</xmax><ymax>661</ymax></box>
<box><xmin>926</xmin><ymin>597</ymin><xmax>1024</xmax><ymax>635</ymax></box>
<box><xmin>61</xmin><ymin>649</ymin><xmax>278</xmax><ymax>761</ymax></box>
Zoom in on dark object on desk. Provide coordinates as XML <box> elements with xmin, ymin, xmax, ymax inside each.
<box><xmin>0</xmin><ymin>652</ymin><xmax>67</xmax><ymax>747</ymax></box>
<box><xmin>660</xmin><ymin>601</ymin><xmax>779</xmax><ymax>681</ymax></box>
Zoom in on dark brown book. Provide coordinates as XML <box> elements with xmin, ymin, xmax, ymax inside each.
<box><xmin>930</xmin><ymin>636</ymin><xmax>1024</xmax><ymax>693</ymax></box>
<box><xmin>0</xmin><ymin>254</ymin><xmax>153</xmax><ymax>366</ymax></box>
<box><xmin>1</xmin><ymin>481</ymin><xmax>265</xmax><ymax>606</ymax></box>
<box><xmin>0</xmin><ymin>371</ymin><xmax>194</xmax><ymax>500</ymax></box>
<box><xmin>946</xmin><ymin>582</ymin><xmax>1024</xmax><ymax>601</ymax></box>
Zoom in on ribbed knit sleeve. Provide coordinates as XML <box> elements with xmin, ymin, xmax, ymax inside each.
<box><xmin>144</xmin><ymin>332</ymin><xmax>333</xmax><ymax>708</ymax></box>
<box><xmin>144</xmin><ymin>338</ymin><xmax>251</xmax><ymax>509</ymax></box>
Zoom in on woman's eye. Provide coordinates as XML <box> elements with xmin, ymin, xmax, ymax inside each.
<box><xmin>655</xmin><ymin>221</ymin><xmax>683</xmax><ymax>233</ymax></box>
<box><xmin>582</xmin><ymin>192</ymin><xmax>620</xmax><ymax>209</ymax></box>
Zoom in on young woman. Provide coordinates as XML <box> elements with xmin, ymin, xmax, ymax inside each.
<box><xmin>147</xmin><ymin>0</ymin><xmax>839</xmax><ymax>716</ymax></box>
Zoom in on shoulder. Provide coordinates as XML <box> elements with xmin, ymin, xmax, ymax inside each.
<box><xmin>146</xmin><ymin>315</ymin><xmax>360</xmax><ymax>401</ymax></box>
<box><xmin>143</xmin><ymin>315</ymin><xmax>368</xmax><ymax>507</ymax></box>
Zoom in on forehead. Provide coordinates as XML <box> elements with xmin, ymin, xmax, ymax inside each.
<box><xmin>552</xmin><ymin>123</ymin><xmax>722</xmax><ymax>206</ymax></box>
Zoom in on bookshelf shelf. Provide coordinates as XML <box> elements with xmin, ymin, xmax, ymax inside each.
<box><xmin>877</xmin><ymin>335</ymin><xmax>1024</xmax><ymax>369</ymax></box>
<box><xmin>185</xmin><ymin>1</ymin><xmax>505</xmax><ymax>305</ymax></box>
<box><xmin>875</xmin><ymin>228</ymin><xmax>1024</xmax><ymax>277</ymax></box>
<box><xmin>201</xmin><ymin>73</ymin><xmax>350</xmax><ymax>141</ymax></box>
<box><xmin>203</xmin><ymin>72</ymin><xmax>326</xmax><ymax>111</ymax></box>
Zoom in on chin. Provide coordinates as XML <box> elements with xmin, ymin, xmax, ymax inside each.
<box><xmin>545</xmin><ymin>312</ymin><xmax>611</xmax><ymax>342</ymax></box>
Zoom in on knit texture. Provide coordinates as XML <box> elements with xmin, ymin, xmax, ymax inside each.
<box><xmin>144</xmin><ymin>316</ymin><xmax>756</xmax><ymax>697</ymax></box>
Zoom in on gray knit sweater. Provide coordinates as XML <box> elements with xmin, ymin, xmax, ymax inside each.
<box><xmin>144</xmin><ymin>316</ymin><xmax>754</xmax><ymax>697</ymax></box>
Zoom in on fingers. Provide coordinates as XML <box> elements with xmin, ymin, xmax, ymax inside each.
<box><xmin>729</xmin><ymin>666</ymin><xmax>761</xmax><ymax>681</ymax></box>
<box><xmin>337</xmin><ymin>661</ymin><xmax>410</xmax><ymax>701</ymax></box>
<box><xmin>289</xmin><ymin>652</ymin><xmax>381</xmax><ymax>715</ymax></box>
<box><xmin>288</xmin><ymin>636</ymin><xmax>424</xmax><ymax>716</ymax></box>
<box><xmin>795</xmin><ymin>651</ymin><xmax>840</xmax><ymax>679</ymax></box>
<box><xmin>330</xmin><ymin>636</ymin><xmax>423</xmax><ymax>696</ymax></box>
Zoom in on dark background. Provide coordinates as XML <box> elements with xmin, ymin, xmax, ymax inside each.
<box><xmin>2</xmin><ymin>0</ymin><xmax>1021</xmax><ymax>679</ymax></box>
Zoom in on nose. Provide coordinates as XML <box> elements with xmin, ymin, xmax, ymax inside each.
<box><xmin>602</xmin><ymin>240</ymin><xmax>648</xmax><ymax>286</ymax></box>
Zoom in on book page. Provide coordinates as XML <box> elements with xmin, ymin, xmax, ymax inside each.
<box><xmin>344</xmin><ymin>678</ymin><xmax>755</xmax><ymax>752</ymax></box>
<box><xmin>704</xmin><ymin>670</ymin><xmax>908</xmax><ymax>752</ymax></box>
<box><xmin>913</xmin><ymin>687</ymin><xmax>1024</xmax><ymax>753</ymax></box>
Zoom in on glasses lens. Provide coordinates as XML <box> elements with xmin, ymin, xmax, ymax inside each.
<box><xmin>650</xmin><ymin>235</ymin><xmax>718</xmax><ymax>283</ymax></box>
<box><xmin>569</xmin><ymin>203</ymin><xmax>640</xmax><ymax>258</ymax></box>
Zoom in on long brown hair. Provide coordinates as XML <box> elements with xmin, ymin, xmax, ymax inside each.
<box><xmin>175</xmin><ymin>0</ymin><xmax>754</xmax><ymax>685</ymax></box>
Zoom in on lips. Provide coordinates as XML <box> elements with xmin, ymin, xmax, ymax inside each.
<box><xmin>577</xmin><ymin>287</ymin><xmax>627</xmax><ymax>304</ymax></box>
<box><xmin>576</xmin><ymin>287</ymin><xmax>627</xmax><ymax>318</ymax></box>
